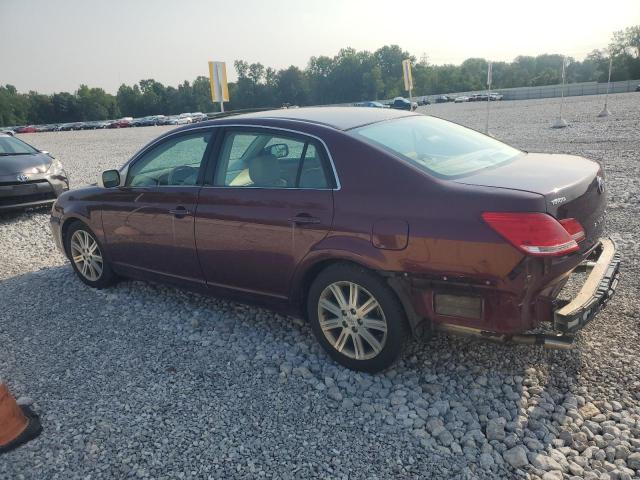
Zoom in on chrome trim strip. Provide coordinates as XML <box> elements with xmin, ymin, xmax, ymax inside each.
<box><xmin>118</xmin><ymin>124</ymin><xmax>342</xmax><ymax>190</ymax></box>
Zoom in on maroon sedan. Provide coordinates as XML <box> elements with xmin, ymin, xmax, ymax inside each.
<box><xmin>50</xmin><ymin>107</ymin><xmax>620</xmax><ymax>372</ymax></box>
<box><xmin>15</xmin><ymin>126</ymin><xmax>37</xmax><ymax>134</ymax></box>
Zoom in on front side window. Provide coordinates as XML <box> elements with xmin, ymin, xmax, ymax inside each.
<box><xmin>214</xmin><ymin>130</ymin><xmax>330</xmax><ymax>189</ymax></box>
<box><xmin>0</xmin><ymin>136</ymin><xmax>38</xmax><ymax>155</ymax></box>
<box><xmin>350</xmin><ymin>116</ymin><xmax>521</xmax><ymax>178</ymax></box>
<box><xmin>126</xmin><ymin>131</ymin><xmax>212</xmax><ymax>187</ymax></box>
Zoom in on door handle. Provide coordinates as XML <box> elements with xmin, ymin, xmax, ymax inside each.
<box><xmin>289</xmin><ymin>214</ymin><xmax>321</xmax><ymax>225</ymax></box>
<box><xmin>169</xmin><ymin>206</ymin><xmax>191</xmax><ymax>217</ymax></box>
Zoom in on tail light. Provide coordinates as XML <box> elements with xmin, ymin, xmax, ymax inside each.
<box><xmin>559</xmin><ymin>218</ymin><xmax>586</xmax><ymax>243</ymax></box>
<box><xmin>482</xmin><ymin>212</ymin><xmax>584</xmax><ymax>257</ymax></box>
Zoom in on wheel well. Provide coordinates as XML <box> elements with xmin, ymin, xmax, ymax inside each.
<box><xmin>299</xmin><ymin>259</ymin><xmax>423</xmax><ymax>335</ymax></box>
<box><xmin>299</xmin><ymin>259</ymin><xmax>346</xmax><ymax>314</ymax></box>
<box><xmin>60</xmin><ymin>218</ymin><xmax>83</xmax><ymax>257</ymax></box>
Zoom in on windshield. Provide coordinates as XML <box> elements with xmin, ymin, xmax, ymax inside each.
<box><xmin>351</xmin><ymin>116</ymin><xmax>521</xmax><ymax>178</ymax></box>
<box><xmin>0</xmin><ymin>136</ymin><xmax>39</xmax><ymax>156</ymax></box>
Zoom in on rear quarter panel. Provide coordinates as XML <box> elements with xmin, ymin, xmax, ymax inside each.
<box><xmin>316</xmin><ymin>133</ymin><xmax>543</xmax><ymax>277</ymax></box>
<box><xmin>288</xmin><ymin>129</ymin><xmax>546</xmax><ymax>314</ymax></box>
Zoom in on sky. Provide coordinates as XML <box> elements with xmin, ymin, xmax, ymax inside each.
<box><xmin>1</xmin><ymin>0</ymin><xmax>638</xmax><ymax>94</ymax></box>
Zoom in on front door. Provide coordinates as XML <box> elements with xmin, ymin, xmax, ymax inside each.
<box><xmin>101</xmin><ymin>129</ymin><xmax>214</xmax><ymax>283</ymax></box>
<box><xmin>195</xmin><ymin>128</ymin><xmax>335</xmax><ymax>298</ymax></box>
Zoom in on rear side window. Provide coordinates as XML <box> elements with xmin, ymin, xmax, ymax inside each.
<box><xmin>213</xmin><ymin>130</ymin><xmax>331</xmax><ymax>189</ymax></box>
<box><xmin>351</xmin><ymin>116</ymin><xmax>521</xmax><ymax>179</ymax></box>
<box><xmin>298</xmin><ymin>144</ymin><xmax>329</xmax><ymax>189</ymax></box>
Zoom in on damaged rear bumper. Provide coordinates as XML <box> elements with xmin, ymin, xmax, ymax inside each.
<box><xmin>408</xmin><ymin>237</ymin><xmax>620</xmax><ymax>349</ymax></box>
<box><xmin>553</xmin><ymin>237</ymin><xmax>620</xmax><ymax>333</ymax></box>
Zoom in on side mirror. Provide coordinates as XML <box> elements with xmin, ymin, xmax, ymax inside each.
<box><xmin>101</xmin><ymin>169</ymin><xmax>121</xmax><ymax>188</ymax></box>
<box><xmin>266</xmin><ymin>143</ymin><xmax>289</xmax><ymax>158</ymax></box>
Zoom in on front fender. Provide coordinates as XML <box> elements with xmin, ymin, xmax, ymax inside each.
<box><xmin>53</xmin><ymin>188</ymin><xmax>106</xmax><ymax>252</ymax></box>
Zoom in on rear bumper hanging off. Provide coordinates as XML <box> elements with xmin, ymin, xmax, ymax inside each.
<box><xmin>435</xmin><ymin>237</ymin><xmax>620</xmax><ymax>350</ymax></box>
<box><xmin>553</xmin><ymin>237</ymin><xmax>620</xmax><ymax>334</ymax></box>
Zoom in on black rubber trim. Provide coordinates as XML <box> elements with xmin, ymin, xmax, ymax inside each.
<box><xmin>0</xmin><ymin>405</ymin><xmax>42</xmax><ymax>454</ymax></box>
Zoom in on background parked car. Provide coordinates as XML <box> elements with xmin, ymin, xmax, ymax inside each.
<box><xmin>434</xmin><ymin>95</ymin><xmax>452</xmax><ymax>103</ymax></box>
<box><xmin>389</xmin><ymin>97</ymin><xmax>418</xmax><ymax>111</ymax></box>
<box><xmin>165</xmin><ymin>114</ymin><xmax>192</xmax><ymax>125</ymax></box>
<box><xmin>93</xmin><ymin>120</ymin><xmax>112</xmax><ymax>129</ymax></box>
<box><xmin>454</xmin><ymin>96</ymin><xmax>470</xmax><ymax>103</ymax></box>
<box><xmin>0</xmin><ymin>132</ymin><xmax>69</xmax><ymax>211</ymax></box>
<box><xmin>355</xmin><ymin>101</ymin><xmax>387</xmax><ymax>108</ymax></box>
<box><xmin>15</xmin><ymin>125</ymin><xmax>37</xmax><ymax>133</ymax></box>
<box><xmin>418</xmin><ymin>97</ymin><xmax>431</xmax><ymax>106</ymax></box>
<box><xmin>130</xmin><ymin>117</ymin><xmax>148</xmax><ymax>127</ymax></box>
<box><xmin>108</xmin><ymin>117</ymin><xmax>133</xmax><ymax>128</ymax></box>
<box><xmin>189</xmin><ymin>112</ymin><xmax>208</xmax><ymax>122</ymax></box>
<box><xmin>469</xmin><ymin>93</ymin><xmax>487</xmax><ymax>102</ymax></box>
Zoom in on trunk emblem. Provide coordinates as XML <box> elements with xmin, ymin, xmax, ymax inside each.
<box><xmin>596</xmin><ymin>176</ymin><xmax>605</xmax><ymax>194</ymax></box>
<box><xmin>16</xmin><ymin>174</ymin><xmax>29</xmax><ymax>182</ymax></box>
<box><xmin>550</xmin><ymin>197</ymin><xmax>566</xmax><ymax>206</ymax></box>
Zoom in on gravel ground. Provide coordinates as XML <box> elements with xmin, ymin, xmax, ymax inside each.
<box><xmin>1</xmin><ymin>93</ymin><xmax>639</xmax><ymax>480</ymax></box>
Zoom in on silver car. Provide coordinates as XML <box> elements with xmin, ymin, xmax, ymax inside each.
<box><xmin>0</xmin><ymin>133</ymin><xmax>69</xmax><ymax>212</ymax></box>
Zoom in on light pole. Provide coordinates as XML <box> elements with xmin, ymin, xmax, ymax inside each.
<box><xmin>485</xmin><ymin>61</ymin><xmax>492</xmax><ymax>135</ymax></box>
<box><xmin>598</xmin><ymin>56</ymin><xmax>613</xmax><ymax>117</ymax></box>
<box><xmin>552</xmin><ymin>56</ymin><xmax>568</xmax><ymax>128</ymax></box>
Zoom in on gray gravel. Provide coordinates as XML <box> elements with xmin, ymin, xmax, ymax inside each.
<box><xmin>1</xmin><ymin>94</ymin><xmax>639</xmax><ymax>479</ymax></box>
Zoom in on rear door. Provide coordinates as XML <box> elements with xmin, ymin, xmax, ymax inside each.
<box><xmin>101</xmin><ymin>129</ymin><xmax>214</xmax><ymax>284</ymax></box>
<box><xmin>195</xmin><ymin>127</ymin><xmax>335</xmax><ymax>299</ymax></box>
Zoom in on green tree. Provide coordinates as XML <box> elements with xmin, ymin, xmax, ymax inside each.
<box><xmin>277</xmin><ymin>66</ymin><xmax>309</xmax><ymax>106</ymax></box>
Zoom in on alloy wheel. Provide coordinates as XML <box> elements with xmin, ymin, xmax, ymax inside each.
<box><xmin>70</xmin><ymin>230</ymin><xmax>103</xmax><ymax>282</ymax></box>
<box><xmin>317</xmin><ymin>281</ymin><xmax>388</xmax><ymax>360</ymax></box>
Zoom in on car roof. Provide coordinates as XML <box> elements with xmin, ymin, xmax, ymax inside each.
<box><xmin>223</xmin><ymin>106</ymin><xmax>417</xmax><ymax>131</ymax></box>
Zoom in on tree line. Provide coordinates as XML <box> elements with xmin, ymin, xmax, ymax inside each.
<box><xmin>1</xmin><ymin>25</ymin><xmax>638</xmax><ymax>127</ymax></box>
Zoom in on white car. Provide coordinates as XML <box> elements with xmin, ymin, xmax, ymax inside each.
<box><xmin>454</xmin><ymin>96</ymin><xmax>470</xmax><ymax>103</ymax></box>
<box><xmin>167</xmin><ymin>114</ymin><xmax>192</xmax><ymax>125</ymax></box>
<box><xmin>189</xmin><ymin>112</ymin><xmax>208</xmax><ymax>123</ymax></box>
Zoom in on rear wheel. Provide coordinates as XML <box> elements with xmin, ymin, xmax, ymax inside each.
<box><xmin>307</xmin><ymin>264</ymin><xmax>408</xmax><ymax>373</ymax></box>
<box><xmin>65</xmin><ymin>222</ymin><xmax>117</xmax><ymax>289</ymax></box>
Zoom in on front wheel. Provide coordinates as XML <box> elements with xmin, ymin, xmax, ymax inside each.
<box><xmin>307</xmin><ymin>264</ymin><xmax>409</xmax><ymax>373</ymax></box>
<box><xmin>65</xmin><ymin>222</ymin><xmax>117</xmax><ymax>289</ymax></box>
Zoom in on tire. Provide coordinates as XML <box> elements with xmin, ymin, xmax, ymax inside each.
<box><xmin>64</xmin><ymin>222</ymin><xmax>117</xmax><ymax>289</ymax></box>
<box><xmin>307</xmin><ymin>263</ymin><xmax>409</xmax><ymax>373</ymax></box>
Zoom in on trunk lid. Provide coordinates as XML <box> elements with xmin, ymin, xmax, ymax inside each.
<box><xmin>453</xmin><ymin>153</ymin><xmax>606</xmax><ymax>250</ymax></box>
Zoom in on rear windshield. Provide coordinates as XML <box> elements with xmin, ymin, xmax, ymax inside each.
<box><xmin>350</xmin><ymin>115</ymin><xmax>521</xmax><ymax>178</ymax></box>
<box><xmin>0</xmin><ymin>136</ymin><xmax>38</xmax><ymax>155</ymax></box>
